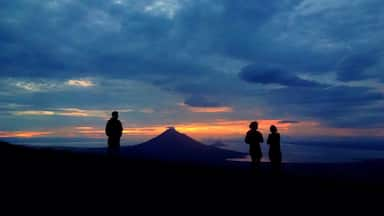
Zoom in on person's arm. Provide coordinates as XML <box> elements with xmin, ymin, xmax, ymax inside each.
<box><xmin>244</xmin><ymin>132</ymin><xmax>250</xmax><ymax>144</ymax></box>
<box><xmin>105</xmin><ymin>121</ymin><xmax>110</xmax><ymax>137</ymax></box>
<box><xmin>267</xmin><ymin>134</ymin><xmax>270</xmax><ymax>145</ymax></box>
<box><xmin>259</xmin><ymin>132</ymin><xmax>264</xmax><ymax>143</ymax></box>
<box><xmin>119</xmin><ymin>121</ymin><xmax>123</xmax><ymax>137</ymax></box>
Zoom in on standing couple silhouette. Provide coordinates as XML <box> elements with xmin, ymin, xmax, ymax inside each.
<box><xmin>245</xmin><ymin>121</ymin><xmax>282</xmax><ymax>171</ymax></box>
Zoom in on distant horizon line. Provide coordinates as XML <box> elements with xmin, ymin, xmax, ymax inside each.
<box><xmin>2</xmin><ymin>134</ymin><xmax>384</xmax><ymax>141</ymax></box>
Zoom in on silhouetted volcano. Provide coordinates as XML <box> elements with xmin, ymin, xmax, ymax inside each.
<box><xmin>122</xmin><ymin>127</ymin><xmax>245</xmax><ymax>163</ymax></box>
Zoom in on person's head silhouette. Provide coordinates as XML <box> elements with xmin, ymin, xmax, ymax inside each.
<box><xmin>270</xmin><ymin>125</ymin><xmax>278</xmax><ymax>133</ymax></box>
<box><xmin>111</xmin><ymin>111</ymin><xmax>119</xmax><ymax>119</ymax></box>
<box><xmin>249</xmin><ymin>121</ymin><xmax>258</xmax><ymax>130</ymax></box>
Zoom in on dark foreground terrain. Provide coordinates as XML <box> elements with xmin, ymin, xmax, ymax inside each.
<box><xmin>1</xmin><ymin>141</ymin><xmax>383</xmax><ymax>214</ymax></box>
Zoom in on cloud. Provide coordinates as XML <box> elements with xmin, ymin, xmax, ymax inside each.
<box><xmin>270</xmin><ymin>86</ymin><xmax>383</xmax><ymax>105</ymax></box>
<box><xmin>144</xmin><ymin>0</ymin><xmax>184</xmax><ymax>19</ymax></box>
<box><xmin>1</xmin><ymin>0</ymin><xmax>384</xmax><ymax>135</ymax></box>
<box><xmin>278</xmin><ymin>120</ymin><xmax>301</xmax><ymax>124</ymax></box>
<box><xmin>0</xmin><ymin>0</ymin><xmax>382</xmax><ymax>83</ymax></box>
<box><xmin>55</xmin><ymin>108</ymin><xmax>107</xmax><ymax>117</ymax></box>
<box><xmin>0</xmin><ymin>0</ymin><xmax>286</xmax><ymax>79</ymax></box>
<box><xmin>239</xmin><ymin>65</ymin><xmax>325</xmax><ymax>87</ymax></box>
<box><xmin>179</xmin><ymin>103</ymin><xmax>233</xmax><ymax>113</ymax></box>
<box><xmin>74</xmin><ymin>126</ymin><xmax>95</xmax><ymax>130</ymax></box>
<box><xmin>0</xmin><ymin>131</ymin><xmax>53</xmax><ymax>138</ymax></box>
<box><xmin>14</xmin><ymin>81</ymin><xmax>57</xmax><ymax>92</ymax></box>
<box><xmin>12</xmin><ymin>108</ymin><xmax>110</xmax><ymax>118</ymax></box>
<box><xmin>263</xmin><ymin>86</ymin><xmax>384</xmax><ymax>128</ymax></box>
<box><xmin>184</xmin><ymin>95</ymin><xmax>223</xmax><ymax>107</ymax></box>
<box><xmin>186</xmin><ymin>106</ymin><xmax>233</xmax><ymax>113</ymax></box>
<box><xmin>337</xmin><ymin>52</ymin><xmax>380</xmax><ymax>81</ymax></box>
<box><xmin>140</xmin><ymin>108</ymin><xmax>155</xmax><ymax>114</ymax></box>
<box><xmin>1</xmin><ymin>78</ymin><xmax>96</xmax><ymax>93</ymax></box>
<box><xmin>294</xmin><ymin>0</ymin><xmax>349</xmax><ymax>16</ymax></box>
<box><xmin>66</xmin><ymin>79</ymin><xmax>95</xmax><ymax>87</ymax></box>
<box><xmin>10</xmin><ymin>108</ymin><xmax>155</xmax><ymax>119</ymax></box>
<box><xmin>13</xmin><ymin>111</ymin><xmax>55</xmax><ymax>116</ymax></box>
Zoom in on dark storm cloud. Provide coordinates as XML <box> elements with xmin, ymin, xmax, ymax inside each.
<box><xmin>268</xmin><ymin>86</ymin><xmax>383</xmax><ymax>105</ymax></box>
<box><xmin>239</xmin><ymin>65</ymin><xmax>325</xmax><ymax>87</ymax></box>
<box><xmin>0</xmin><ymin>0</ymin><xmax>180</xmax><ymax>78</ymax></box>
<box><xmin>0</xmin><ymin>0</ymin><xmax>291</xmax><ymax>79</ymax></box>
<box><xmin>173</xmin><ymin>0</ymin><xmax>290</xmax><ymax>56</ymax></box>
<box><xmin>288</xmin><ymin>0</ymin><xmax>384</xmax><ymax>82</ymax></box>
<box><xmin>0</xmin><ymin>0</ymin><xmax>383</xmax><ymax>81</ymax></box>
<box><xmin>184</xmin><ymin>95</ymin><xmax>222</xmax><ymax>107</ymax></box>
<box><xmin>337</xmin><ymin>52</ymin><xmax>381</xmax><ymax>81</ymax></box>
<box><xmin>263</xmin><ymin>86</ymin><xmax>384</xmax><ymax>127</ymax></box>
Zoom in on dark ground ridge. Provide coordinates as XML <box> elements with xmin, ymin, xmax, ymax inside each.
<box><xmin>1</xmin><ymin>141</ymin><xmax>383</xmax><ymax>213</ymax></box>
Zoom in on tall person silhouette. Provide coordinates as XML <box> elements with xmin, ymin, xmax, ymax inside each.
<box><xmin>245</xmin><ymin>121</ymin><xmax>264</xmax><ymax>169</ymax></box>
<box><xmin>267</xmin><ymin>125</ymin><xmax>282</xmax><ymax>172</ymax></box>
<box><xmin>105</xmin><ymin>111</ymin><xmax>123</xmax><ymax>155</ymax></box>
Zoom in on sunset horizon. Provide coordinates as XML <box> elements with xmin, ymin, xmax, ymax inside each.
<box><xmin>1</xmin><ymin>0</ymin><xmax>383</xmax><ymax>144</ymax></box>
<box><xmin>1</xmin><ymin>118</ymin><xmax>384</xmax><ymax>140</ymax></box>
<box><xmin>1</xmin><ymin>1</ymin><xmax>383</xmax><ymax>209</ymax></box>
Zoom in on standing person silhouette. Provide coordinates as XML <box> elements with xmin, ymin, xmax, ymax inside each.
<box><xmin>105</xmin><ymin>111</ymin><xmax>123</xmax><ymax>155</ymax></box>
<box><xmin>267</xmin><ymin>125</ymin><xmax>282</xmax><ymax>172</ymax></box>
<box><xmin>245</xmin><ymin>121</ymin><xmax>264</xmax><ymax>169</ymax></box>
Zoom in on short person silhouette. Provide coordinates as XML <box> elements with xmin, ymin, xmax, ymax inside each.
<box><xmin>245</xmin><ymin>121</ymin><xmax>264</xmax><ymax>169</ymax></box>
<box><xmin>105</xmin><ymin>111</ymin><xmax>123</xmax><ymax>154</ymax></box>
<box><xmin>267</xmin><ymin>125</ymin><xmax>282</xmax><ymax>171</ymax></box>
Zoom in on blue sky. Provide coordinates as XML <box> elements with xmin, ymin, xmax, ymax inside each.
<box><xmin>0</xmin><ymin>0</ymin><xmax>384</xmax><ymax>139</ymax></box>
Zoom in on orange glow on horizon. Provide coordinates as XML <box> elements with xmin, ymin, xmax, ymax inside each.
<box><xmin>2</xmin><ymin>120</ymin><xmax>384</xmax><ymax>139</ymax></box>
<box><xmin>0</xmin><ymin>120</ymin><xmax>287</xmax><ymax>139</ymax></box>
<box><xmin>172</xmin><ymin>120</ymin><xmax>289</xmax><ymax>138</ymax></box>
<box><xmin>0</xmin><ymin>131</ymin><xmax>53</xmax><ymax>138</ymax></box>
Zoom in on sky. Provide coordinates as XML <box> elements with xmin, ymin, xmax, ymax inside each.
<box><xmin>0</xmin><ymin>0</ymin><xmax>384</xmax><ymax>140</ymax></box>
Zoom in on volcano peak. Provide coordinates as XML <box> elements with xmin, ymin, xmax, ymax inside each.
<box><xmin>125</xmin><ymin>127</ymin><xmax>246</xmax><ymax>162</ymax></box>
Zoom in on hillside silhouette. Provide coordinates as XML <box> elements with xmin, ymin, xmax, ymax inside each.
<box><xmin>0</xmin><ymin>139</ymin><xmax>383</xmax><ymax>213</ymax></box>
